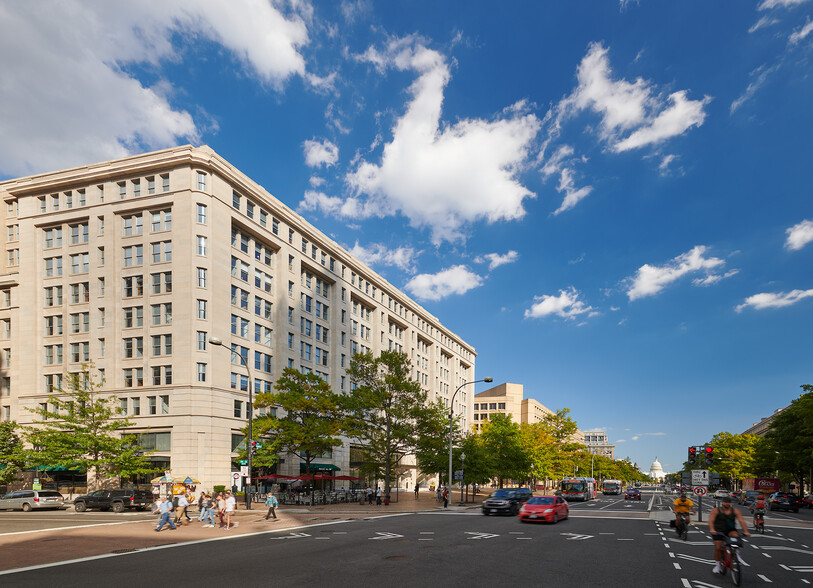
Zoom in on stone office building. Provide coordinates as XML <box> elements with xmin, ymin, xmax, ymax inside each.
<box><xmin>0</xmin><ymin>145</ymin><xmax>477</xmax><ymax>491</ymax></box>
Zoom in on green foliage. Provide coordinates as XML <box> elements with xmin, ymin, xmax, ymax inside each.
<box><xmin>253</xmin><ymin>368</ymin><xmax>345</xmax><ymax>472</ymax></box>
<box><xmin>706</xmin><ymin>432</ymin><xmax>767</xmax><ymax>480</ymax></box>
<box><xmin>763</xmin><ymin>384</ymin><xmax>813</xmax><ymax>492</ymax></box>
<box><xmin>0</xmin><ymin>421</ymin><xmax>27</xmax><ymax>485</ymax></box>
<box><xmin>480</xmin><ymin>414</ymin><xmax>530</xmax><ymax>486</ymax></box>
<box><xmin>23</xmin><ymin>365</ymin><xmax>153</xmax><ymax>489</ymax></box>
<box><xmin>344</xmin><ymin>351</ymin><xmax>447</xmax><ymax>496</ymax></box>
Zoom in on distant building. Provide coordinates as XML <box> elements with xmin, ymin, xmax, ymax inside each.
<box><xmin>649</xmin><ymin>457</ymin><xmax>665</xmax><ymax>481</ymax></box>
<box><xmin>742</xmin><ymin>407</ymin><xmax>788</xmax><ymax>437</ymax></box>
<box><xmin>583</xmin><ymin>429</ymin><xmax>615</xmax><ymax>460</ymax></box>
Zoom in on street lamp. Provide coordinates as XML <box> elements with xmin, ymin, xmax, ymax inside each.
<box><xmin>459</xmin><ymin>452</ymin><xmax>466</xmax><ymax>506</ymax></box>
<box><xmin>448</xmin><ymin>377</ymin><xmax>492</xmax><ymax>499</ymax></box>
<box><xmin>209</xmin><ymin>335</ymin><xmax>254</xmax><ymax>510</ymax></box>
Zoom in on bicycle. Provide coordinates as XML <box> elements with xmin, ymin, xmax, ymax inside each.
<box><xmin>719</xmin><ymin>535</ymin><xmax>745</xmax><ymax>586</ymax></box>
<box><xmin>753</xmin><ymin>511</ymin><xmax>764</xmax><ymax>534</ymax></box>
<box><xmin>676</xmin><ymin>512</ymin><xmax>690</xmax><ymax>541</ymax></box>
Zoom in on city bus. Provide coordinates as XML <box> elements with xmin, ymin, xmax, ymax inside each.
<box><xmin>602</xmin><ymin>479</ymin><xmax>623</xmax><ymax>495</ymax></box>
<box><xmin>560</xmin><ymin>477</ymin><xmax>597</xmax><ymax>501</ymax></box>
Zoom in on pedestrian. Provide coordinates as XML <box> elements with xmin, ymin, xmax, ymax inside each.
<box><xmin>217</xmin><ymin>492</ymin><xmax>226</xmax><ymax>528</ymax></box>
<box><xmin>414</xmin><ymin>483</ymin><xmax>420</xmax><ymax>499</ymax></box>
<box><xmin>264</xmin><ymin>492</ymin><xmax>279</xmax><ymax>520</ymax></box>
<box><xmin>197</xmin><ymin>491</ymin><xmax>207</xmax><ymax>521</ymax></box>
<box><xmin>174</xmin><ymin>491</ymin><xmax>191</xmax><ymax>524</ymax></box>
<box><xmin>436</xmin><ymin>487</ymin><xmax>442</xmax><ymax>504</ymax></box>
<box><xmin>202</xmin><ymin>494</ymin><xmax>217</xmax><ymax>527</ymax></box>
<box><xmin>366</xmin><ymin>486</ymin><xmax>373</xmax><ymax>505</ymax></box>
<box><xmin>376</xmin><ymin>487</ymin><xmax>382</xmax><ymax>506</ymax></box>
<box><xmin>443</xmin><ymin>486</ymin><xmax>449</xmax><ymax>508</ymax></box>
<box><xmin>224</xmin><ymin>491</ymin><xmax>236</xmax><ymax>530</ymax></box>
<box><xmin>153</xmin><ymin>496</ymin><xmax>177</xmax><ymax>532</ymax></box>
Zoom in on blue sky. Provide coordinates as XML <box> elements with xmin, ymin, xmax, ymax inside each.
<box><xmin>2</xmin><ymin>0</ymin><xmax>812</xmax><ymax>475</ymax></box>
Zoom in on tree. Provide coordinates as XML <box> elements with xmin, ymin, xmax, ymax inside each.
<box><xmin>480</xmin><ymin>413</ymin><xmax>530</xmax><ymax>487</ymax></box>
<box><xmin>0</xmin><ymin>421</ymin><xmax>26</xmax><ymax>485</ymax></box>
<box><xmin>344</xmin><ymin>351</ymin><xmax>447</xmax><ymax>499</ymax></box>
<box><xmin>24</xmin><ymin>365</ymin><xmax>152</xmax><ymax>490</ymax></box>
<box><xmin>764</xmin><ymin>385</ymin><xmax>813</xmax><ymax>495</ymax></box>
<box><xmin>707</xmin><ymin>432</ymin><xmax>766</xmax><ymax>484</ymax></box>
<box><xmin>253</xmin><ymin>368</ymin><xmax>345</xmax><ymax>477</ymax></box>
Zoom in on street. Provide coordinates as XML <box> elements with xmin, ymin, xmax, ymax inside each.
<box><xmin>1</xmin><ymin>489</ymin><xmax>811</xmax><ymax>587</ymax></box>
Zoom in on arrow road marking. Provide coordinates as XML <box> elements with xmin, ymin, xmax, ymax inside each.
<box><xmin>560</xmin><ymin>532</ymin><xmax>594</xmax><ymax>541</ymax></box>
<box><xmin>465</xmin><ymin>532</ymin><xmax>499</xmax><ymax>540</ymax></box>
<box><xmin>271</xmin><ymin>532</ymin><xmax>311</xmax><ymax>540</ymax></box>
<box><xmin>369</xmin><ymin>532</ymin><xmax>403</xmax><ymax>540</ymax></box>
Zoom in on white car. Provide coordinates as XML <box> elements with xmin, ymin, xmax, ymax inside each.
<box><xmin>714</xmin><ymin>489</ymin><xmax>730</xmax><ymax>499</ymax></box>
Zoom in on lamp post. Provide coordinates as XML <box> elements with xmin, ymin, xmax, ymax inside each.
<box><xmin>448</xmin><ymin>377</ymin><xmax>492</xmax><ymax>499</ymax></box>
<box><xmin>210</xmin><ymin>336</ymin><xmax>254</xmax><ymax>510</ymax></box>
<box><xmin>459</xmin><ymin>452</ymin><xmax>466</xmax><ymax>506</ymax></box>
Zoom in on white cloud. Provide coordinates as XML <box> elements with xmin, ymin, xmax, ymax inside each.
<box><xmin>303</xmin><ymin>139</ymin><xmax>339</xmax><ymax>168</ymax></box>
<box><xmin>553</xmin><ymin>168</ymin><xmax>594</xmax><ymax>215</ymax></box>
<box><xmin>300</xmin><ymin>190</ymin><xmax>363</xmax><ymax>218</ymax></box>
<box><xmin>736</xmin><ymin>289</ymin><xmax>813</xmax><ymax>312</ymax></box>
<box><xmin>731</xmin><ymin>65</ymin><xmax>778</xmax><ymax>113</ymax></box>
<box><xmin>692</xmin><ymin>270</ymin><xmax>739</xmax><ymax>286</ymax></box>
<box><xmin>474</xmin><ymin>251</ymin><xmax>519</xmax><ymax>271</ymax></box>
<box><xmin>524</xmin><ymin>287</ymin><xmax>594</xmax><ymax>320</ymax></box>
<box><xmin>404</xmin><ymin>265</ymin><xmax>484</xmax><ymax>301</ymax></box>
<box><xmin>625</xmin><ymin>245</ymin><xmax>728</xmax><ymax>301</ymax></box>
<box><xmin>785</xmin><ymin>219</ymin><xmax>813</xmax><ymax>250</ymax></box>
<box><xmin>342</xmin><ymin>36</ymin><xmax>541</xmax><ymax>244</ymax></box>
<box><xmin>347</xmin><ymin>241</ymin><xmax>417</xmax><ymax>273</ymax></box>
<box><xmin>659</xmin><ymin>154</ymin><xmax>676</xmax><ymax>174</ymax></box>
<box><xmin>0</xmin><ymin>0</ymin><xmax>310</xmax><ymax>177</ymax></box>
<box><xmin>613</xmin><ymin>90</ymin><xmax>710</xmax><ymax>152</ymax></box>
<box><xmin>758</xmin><ymin>0</ymin><xmax>810</xmax><ymax>9</ymax></box>
<box><xmin>309</xmin><ymin>176</ymin><xmax>326</xmax><ymax>188</ymax></box>
<box><xmin>789</xmin><ymin>20</ymin><xmax>813</xmax><ymax>44</ymax></box>
<box><xmin>749</xmin><ymin>16</ymin><xmax>779</xmax><ymax>33</ymax></box>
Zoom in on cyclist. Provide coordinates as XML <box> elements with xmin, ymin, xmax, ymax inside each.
<box><xmin>751</xmin><ymin>493</ymin><xmax>767</xmax><ymax>528</ymax></box>
<box><xmin>672</xmin><ymin>492</ymin><xmax>696</xmax><ymax>534</ymax></box>
<box><xmin>708</xmin><ymin>496</ymin><xmax>751</xmax><ymax>574</ymax></box>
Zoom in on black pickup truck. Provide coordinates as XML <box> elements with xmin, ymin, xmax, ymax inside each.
<box><xmin>73</xmin><ymin>489</ymin><xmax>154</xmax><ymax>513</ymax></box>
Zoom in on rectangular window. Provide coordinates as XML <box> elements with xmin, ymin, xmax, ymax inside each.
<box><xmin>197</xmin><ymin>267</ymin><xmax>207</xmax><ymax>288</ymax></box>
<box><xmin>132</xmin><ymin>397</ymin><xmax>140</xmax><ymax>415</ymax></box>
<box><xmin>123</xmin><ymin>245</ymin><xmax>143</xmax><ymax>267</ymax></box>
<box><xmin>150</xmin><ymin>272</ymin><xmax>172</xmax><ymax>294</ymax></box>
<box><xmin>197</xmin><ymin>299</ymin><xmax>207</xmax><ymax>319</ymax></box>
<box><xmin>197</xmin><ymin>363</ymin><xmax>207</xmax><ymax>382</ymax></box>
<box><xmin>232</xmin><ymin>191</ymin><xmax>241</xmax><ymax>210</ymax></box>
<box><xmin>246</xmin><ymin>200</ymin><xmax>254</xmax><ymax>219</ymax></box>
<box><xmin>132</xmin><ymin>179</ymin><xmax>140</xmax><ymax>197</ymax></box>
<box><xmin>197</xmin><ymin>331</ymin><xmax>207</xmax><ymax>351</ymax></box>
<box><xmin>197</xmin><ymin>204</ymin><xmax>207</xmax><ymax>224</ymax></box>
<box><xmin>197</xmin><ymin>236</ymin><xmax>207</xmax><ymax>256</ymax></box>
<box><xmin>122</xmin><ymin>275</ymin><xmax>144</xmax><ymax>297</ymax></box>
<box><xmin>150</xmin><ymin>210</ymin><xmax>172</xmax><ymax>232</ymax></box>
<box><xmin>70</xmin><ymin>223</ymin><xmax>88</xmax><ymax>244</ymax></box>
<box><xmin>44</xmin><ymin>257</ymin><xmax>63</xmax><ymax>278</ymax></box>
<box><xmin>148</xmin><ymin>396</ymin><xmax>157</xmax><ymax>414</ymax></box>
<box><xmin>260</xmin><ymin>210</ymin><xmax>268</xmax><ymax>227</ymax></box>
<box><xmin>123</xmin><ymin>306</ymin><xmax>143</xmax><ymax>328</ymax></box>
<box><xmin>122</xmin><ymin>214</ymin><xmax>143</xmax><ymax>236</ymax></box>
<box><xmin>161</xmin><ymin>174</ymin><xmax>170</xmax><ymax>191</ymax></box>
<box><xmin>147</xmin><ymin>176</ymin><xmax>155</xmax><ymax>195</ymax></box>
<box><xmin>197</xmin><ymin>171</ymin><xmax>207</xmax><ymax>191</ymax></box>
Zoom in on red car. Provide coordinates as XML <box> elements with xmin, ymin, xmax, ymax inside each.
<box><xmin>803</xmin><ymin>494</ymin><xmax>813</xmax><ymax>509</ymax></box>
<box><xmin>518</xmin><ymin>495</ymin><xmax>569</xmax><ymax>523</ymax></box>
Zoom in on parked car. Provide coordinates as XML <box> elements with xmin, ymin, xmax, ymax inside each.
<box><xmin>0</xmin><ymin>490</ymin><xmax>65</xmax><ymax>511</ymax></box>
<box><xmin>803</xmin><ymin>494</ymin><xmax>813</xmax><ymax>509</ymax></box>
<box><xmin>73</xmin><ymin>489</ymin><xmax>154</xmax><ymax>513</ymax></box>
<box><xmin>741</xmin><ymin>490</ymin><xmax>760</xmax><ymax>506</ymax></box>
<box><xmin>482</xmin><ymin>488</ymin><xmax>533</xmax><ymax>515</ymax></box>
<box><xmin>767</xmin><ymin>492</ymin><xmax>801</xmax><ymax>513</ymax></box>
<box><xmin>625</xmin><ymin>488</ymin><xmax>642</xmax><ymax>500</ymax></box>
<box><xmin>713</xmin><ymin>489</ymin><xmax>730</xmax><ymax>499</ymax></box>
<box><xmin>519</xmin><ymin>495</ymin><xmax>569</xmax><ymax>523</ymax></box>
<box><xmin>729</xmin><ymin>491</ymin><xmax>742</xmax><ymax>502</ymax></box>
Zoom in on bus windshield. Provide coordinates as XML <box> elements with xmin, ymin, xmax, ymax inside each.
<box><xmin>604</xmin><ymin>482</ymin><xmax>619</xmax><ymax>489</ymax></box>
<box><xmin>562</xmin><ymin>482</ymin><xmax>585</xmax><ymax>492</ymax></box>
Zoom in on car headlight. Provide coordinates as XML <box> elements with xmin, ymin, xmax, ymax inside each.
<box><xmin>543</xmin><ymin>509</ymin><xmax>553</xmax><ymax>513</ymax></box>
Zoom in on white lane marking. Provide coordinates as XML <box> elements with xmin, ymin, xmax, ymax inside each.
<box><xmin>680</xmin><ymin>579</ymin><xmax>691</xmax><ymax>588</ymax></box>
<box><xmin>617</xmin><ymin>538</ymin><xmax>634</xmax><ymax>541</ymax></box>
<box><xmin>0</xmin><ymin>519</ymin><xmax>149</xmax><ymax>537</ymax></box>
<box><xmin>271</xmin><ymin>532</ymin><xmax>311</xmax><ymax>540</ymax></box>
<box><xmin>673</xmin><ymin>562</ymin><xmax>681</xmax><ymax>570</ymax></box>
<box><xmin>465</xmin><ymin>532</ymin><xmax>499</xmax><ymax>540</ymax></box>
<box><xmin>516</xmin><ymin>537</ymin><xmax>532</xmax><ymax>540</ymax></box>
<box><xmin>760</xmin><ymin>546</ymin><xmax>813</xmax><ymax>555</ymax></box>
<box><xmin>369</xmin><ymin>532</ymin><xmax>403</xmax><ymax>540</ymax></box>
<box><xmin>676</xmin><ymin>554</ymin><xmax>716</xmax><ymax>565</ymax></box>
<box><xmin>418</xmin><ymin>538</ymin><xmax>433</xmax><ymax>541</ymax></box>
<box><xmin>419</xmin><ymin>532</ymin><xmax>434</xmax><ymax>534</ymax></box>
<box><xmin>669</xmin><ymin>552</ymin><xmax>675</xmax><ymax>558</ymax></box>
<box><xmin>780</xmin><ymin>564</ymin><xmax>791</xmax><ymax>571</ymax></box>
<box><xmin>314</xmin><ymin>537</ymin><xmax>330</xmax><ymax>540</ymax></box>
<box><xmin>560</xmin><ymin>532</ymin><xmax>594</xmax><ymax>541</ymax></box>
<box><xmin>763</xmin><ymin>553</ymin><xmax>772</xmax><ymax>558</ymax></box>
<box><xmin>757</xmin><ymin>575</ymin><xmax>772</xmax><ymax>583</ymax></box>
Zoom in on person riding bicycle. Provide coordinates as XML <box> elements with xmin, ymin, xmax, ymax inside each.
<box><xmin>708</xmin><ymin>496</ymin><xmax>751</xmax><ymax>574</ymax></box>
<box><xmin>672</xmin><ymin>493</ymin><xmax>696</xmax><ymax>533</ymax></box>
<box><xmin>751</xmin><ymin>493</ymin><xmax>767</xmax><ymax>527</ymax></box>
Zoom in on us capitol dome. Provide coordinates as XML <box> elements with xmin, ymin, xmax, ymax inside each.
<box><xmin>649</xmin><ymin>457</ymin><xmax>665</xmax><ymax>482</ymax></box>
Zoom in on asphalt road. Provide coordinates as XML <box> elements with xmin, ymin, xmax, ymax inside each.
<box><xmin>2</xmin><ymin>491</ymin><xmax>812</xmax><ymax>588</ymax></box>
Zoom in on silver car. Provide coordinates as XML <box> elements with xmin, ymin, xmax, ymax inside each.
<box><xmin>0</xmin><ymin>490</ymin><xmax>65</xmax><ymax>511</ymax></box>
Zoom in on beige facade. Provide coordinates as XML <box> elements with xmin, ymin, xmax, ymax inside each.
<box><xmin>473</xmin><ymin>383</ymin><xmax>557</xmax><ymax>429</ymax></box>
<box><xmin>0</xmin><ymin>145</ymin><xmax>477</xmax><ymax>491</ymax></box>
<box><xmin>583</xmin><ymin>429</ymin><xmax>615</xmax><ymax>459</ymax></box>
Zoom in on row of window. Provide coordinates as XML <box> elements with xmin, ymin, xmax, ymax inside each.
<box><xmin>36</xmin><ymin>175</ymin><xmax>171</xmax><ymax>215</ymax></box>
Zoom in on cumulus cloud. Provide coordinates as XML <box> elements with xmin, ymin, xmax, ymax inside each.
<box><xmin>404</xmin><ymin>265</ymin><xmax>484</xmax><ymax>301</ymax></box>
<box><xmin>736</xmin><ymin>289</ymin><xmax>813</xmax><ymax>312</ymax></box>
<box><xmin>474</xmin><ymin>251</ymin><xmax>519</xmax><ymax>271</ymax></box>
<box><xmin>524</xmin><ymin>287</ymin><xmax>594</xmax><ymax>320</ymax></box>
<box><xmin>337</xmin><ymin>36</ymin><xmax>540</xmax><ymax>244</ymax></box>
<box><xmin>0</xmin><ymin>0</ymin><xmax>311</xmax><ymax>177</ymax></box>
<box><xmin>785</xmin><ymin>219</ymin><xmax>813</xmax><ymax>250</ymax></box>
<box><xmin>347</xmin><ymin>241</ymin><xmax>417</xmax><ymax>273</ymax></box>
<box><xmin>541</xmin><ymin>42</ymin><xmax>709</xmax><ymax>213</ymax></box>
<box><xmin>300</xmin><ymin>190</ymin><xmax>363</xmax><ymax>218</ymax></box>
<box><xmin>303</xmin><ymin>139</ymin><xmax>339</xmax><ymax>168</ymax></box>
<box><xmin>625</xmin><ymin>245</ymin><xmax>731</xmax><ymax>301</ymax></box>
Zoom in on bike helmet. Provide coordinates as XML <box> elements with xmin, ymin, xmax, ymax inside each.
<box><xmin>757</xmin><ymin>494</ymin><xmax>764</xmax><ymax>499</ymax></box>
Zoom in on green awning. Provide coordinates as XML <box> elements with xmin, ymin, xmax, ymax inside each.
<box><xmin>300</xmin><ymin>463</ymin><xmax>340</xmax><ymax>472</ymax></box>
<box><xmin>25</xmin><ymin>465</ymin><xmax>81</xmax><ymax>472</ymax></box>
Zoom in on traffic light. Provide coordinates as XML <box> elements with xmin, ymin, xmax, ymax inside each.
<box><xmin>688</xmin><ymin>446</ymin><xmax>697</xmax><ymax>465</ymax></box>
<box><xmin>704</xmin><ymin>446</ymin><xmax>713</xmax><ymax>466</ymax></box>
<box><xmin>250</xmin><ymin>440</ymin><xmax>262</xmax><ymax>454</ymax></box>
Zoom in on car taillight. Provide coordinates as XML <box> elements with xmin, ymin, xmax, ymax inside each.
<box><xmin>34</xmin><ymin>497</ymin><xmax>39</xmax><ymax>502</ymax></box>
<box><xmin>130</xmin><ymin>497</ymin><xmax>134</xmax><ymax>502</ymax></box>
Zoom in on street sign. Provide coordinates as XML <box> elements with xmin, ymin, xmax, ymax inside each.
<box><xmin>240</xmin><ymin>466</ymin><xmax>249</xmax><ymax>477</ymax></box>
<box><xmin>232</xmin><ymin>472</ymin><xmax>240</xmax><ymax>480</ymax></box>
<box><xmin>454</xmin><ymin>470</ymin><xmax>463</xmax><ymax>480</ymax></box>
<box><xmin>693</xmin><ymin>486</ymin><xmax>707</xmax><ymax>496</ymax></box>
<box><xmin>691</xmin><ymin>469</ymin><xmax>709</xmax><ymax>485</ymax></box>
<box><xmin>239</xmin><ymin>460</ymin><xmax>247</xmax><ymax>466</ymax></box>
